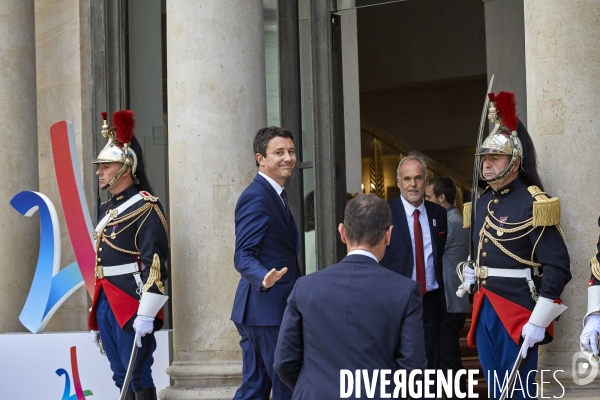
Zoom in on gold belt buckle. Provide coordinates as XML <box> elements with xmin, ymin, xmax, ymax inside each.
<box><xmin>477</xmin><ymin>266</ymin><xmax>488</xmax><ymax>279</ymax></box>
<box><xmin>95</xmin><ymin>265</ymin><xmax>104</xmax><ymax>279</ymax></box>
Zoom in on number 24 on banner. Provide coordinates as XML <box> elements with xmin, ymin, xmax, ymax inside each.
<box><xmin>12</xmin><ymin>121</ymin><xmax>96</xmax><ymax>333</ymax></box>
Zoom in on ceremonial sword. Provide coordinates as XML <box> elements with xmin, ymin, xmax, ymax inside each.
<box><xmin>500</xmin><ymin>306</ymin><xmax>571</xmax><ymax>399</ymax></box>
<box><xmin>470</xmin><ymin>73</ymin><xmax>494</xmax><ymax>256</ymax></box>
<box><xmin>499</xmin><ymin>342</ymin><xmax>528</xmax><ymax>400</ymax></box>
<box><xmin>456</xmin><ymin>74</ymin><xmax>494</xmax><ymax>290</ymax></box>
<box><xmin>119</xmin><ymin>332</ymin><xmax>141</xmax><ymax>400</ymax></box>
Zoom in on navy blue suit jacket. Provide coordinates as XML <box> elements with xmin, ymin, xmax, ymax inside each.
<box><xmin>380</xmin><ymin>197</ymin><xmax>448</xmax><ymax>306</ymax></box>
<box><xmin>231</xmin><ymin>174</ymin><xmax>301</xmax><ymax>327</ymax></box>
<box><xmin>274</xmin><ymin>254</ymin><xmax>427</xmax><ymax>399</ymax></box>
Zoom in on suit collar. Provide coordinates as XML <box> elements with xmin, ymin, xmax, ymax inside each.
<box><xmin>423</xmin><ymin>200</ymin><xmax>440</xmax><ymax>225</ymax></box>
<box><xmin>255</xmin><ymin>174</ymin><xmax>285</xmax><ymax>212</ymax></box>
<box><xmin>391</xmin><ymin>197</ymin><xmax>440</xmax><ymax>257</ymax></box>
<box><xmin>258</xmin><ymin>171</ymin><xmax>284</xmax><ymax>196</ymax></box>
<box><xmin>340</xmin><ymin>253</ymin><xmax>380</xmax><ymax>265</ymax></box>
<box><xmin>447</xmin><ymin>206</ymin><xmax>459</xmax><ymax>217</ymax></box>
<box><xmin>347</xmin><ymin>249</ymin><xmax>378</xmax><ymax>262</ymax></box>
<box><xmin>254</xmin><ymin>173</ymin><xmax>289</xmax><ymax>216</ymax></box>
<box><xmin>389</xmin><ymin>197</ymin><xmax>412</xmax><ymax>248</ymax></box>
<box><xmin>254</xmin><ymin>174</ymin><xmax>298</xmax><ymax>246</ymax></box>
<box><xmin>400</xmin><ymin>194</ymin><xmax>425</xmax><ymax>219</ymax></box>
<box><xmin>424</xmin><ymin>201</ymin><xmax>439</xmax><ymax>258</ymax></box>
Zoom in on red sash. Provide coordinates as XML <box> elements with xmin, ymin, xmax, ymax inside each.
<box><xmin>467</xmin><ymin>287</ymin><xmax>554</xmax><ymax>347</ymax></box>
<box><xmin>88</xmin><ymin>279</ymin><xmax>164</xmax><ymax>330</ymax></box>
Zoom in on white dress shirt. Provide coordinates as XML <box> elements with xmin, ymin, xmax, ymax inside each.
<box><xmin>347</xmin><ymin>249</ymin><xmax>378</xmax><ymax>262</ymax></box>
<box><xmin>259</xmin><ymin>171</ymin><xmax>286</xmax><ymax>206</ymax></box>
<box><xmin>400</xmin><ymin>195</ymin><xmax>438</xmax><ymax>291</ymax></box>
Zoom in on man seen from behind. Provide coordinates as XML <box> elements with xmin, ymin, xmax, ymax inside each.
<box><xmin>274</xmin><ymin>194</ymin><xmax>427</xmax><ymax>399</ymax></box>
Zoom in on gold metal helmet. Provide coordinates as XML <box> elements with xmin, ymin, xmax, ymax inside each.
<box><xmin>92</xmin><ymin>110</ymin><xmax>139</xmax><ymax>189</ymax></box>
<box><xmin>476</xmin><ymin>91</ymin><xmax>522</xmax><ymax>183</ymax></box>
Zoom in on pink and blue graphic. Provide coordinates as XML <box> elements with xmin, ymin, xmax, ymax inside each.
<box><xmin>49</xmin><ymin>121</ymin><xmax>96</xmax><ymax>296</ymax></box>
<box><xmin>13</xmin><ymin>121</ymin><xmax>96</xmax><ymax>333</ymax></box>
<box><xmin>56</xmin><ymin>346</ymin><xmax>94</xmax><ymax>399</ymax></box>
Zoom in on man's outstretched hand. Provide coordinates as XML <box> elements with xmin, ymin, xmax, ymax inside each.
<box><xmin>263</xmin><ymin>267</ymin><xmax>288</xmax><ymax>289</ymax></box>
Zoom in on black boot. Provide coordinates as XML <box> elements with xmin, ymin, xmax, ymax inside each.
<box><xmin>135</xmin><ymin>387</ymin><xmax>158</xmax><ymax>400</ymax></box>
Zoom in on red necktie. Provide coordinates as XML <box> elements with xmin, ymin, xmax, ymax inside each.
<box><xmin>413</xmin><ymin>209</ymin><xmax>426</xmax><ymax>296</ymax></box>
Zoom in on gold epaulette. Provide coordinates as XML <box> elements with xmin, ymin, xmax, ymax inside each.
<box><xmin>139</xmin><ymin>190</ymin><xmax>159</xmax><ymax>203</ymax></box>
<box><xmin>591</xmin><ymin>256</ymin><xmax>600</xmax><ymax>281</ymax></box>
<box><xmin>527</xmin><ymin>185</ymin><xmax>561</xmax><ymax>227</ymax></box>
<box><xmin>463</xmin><ymin>202</ymin><xmax>472</xmax><ymax>228</ymax></box>
<box><xmin>139</xmin><ymin>191</ymin><xmax>169</xmax><ymax>234</ymax></box>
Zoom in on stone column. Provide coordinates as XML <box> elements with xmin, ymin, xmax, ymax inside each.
<box><xmin>161</xmin><ymin>1</ymin><xmax>266</xmax><ymax>398</ymax></box>
<box><xmin>483</xmin><ymin>0</ymin><xmax>528</xmax><ymax>126</ymax></box>
<box><xmin>524</xmin><ymin>0</ymin><xmax>600</xmax><ymax>390</ymax></box>
<box><xmin>0</xmin><ymin>0</ymin><xmax>39</xmax><ymax>333</ymax></box>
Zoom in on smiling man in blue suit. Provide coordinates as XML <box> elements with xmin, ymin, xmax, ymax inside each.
<box><xmin>231</xmin><ymin>126</ymin><xmax>301</xmax><ymax>400</ymax></box>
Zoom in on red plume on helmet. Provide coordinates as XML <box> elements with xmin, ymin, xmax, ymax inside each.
<box><xmin>112</xmin><ymin>110</ymin><xmax>136</xmax><ymax>145</ymax></box>
<box><xmin>494</xmin><ymin>91</ymin><xmax>519</xmax><ymax>132</ymax></box>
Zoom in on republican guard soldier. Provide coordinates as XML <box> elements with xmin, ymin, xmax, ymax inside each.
<box><xmin>457</xmin><ymin>92</ymin><xmax>571</xmax><ymax>399</ymax></box>
<box><xmin>88</xmin><ymin>110</ymin><xmax>169</xmax><ymax>400</ymax></box>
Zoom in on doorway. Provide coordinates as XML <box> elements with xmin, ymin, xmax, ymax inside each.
<box><xmin>350</xmin><ymin>0</ymin><xmax>487</xmax><ymax>203</ymax></box>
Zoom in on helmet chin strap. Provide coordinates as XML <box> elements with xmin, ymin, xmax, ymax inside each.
<box><xmin>102</xmin><ymin>161</ymin><xmax>132</xmax><ymax>190</ymax></box>
<box><xmin>479</xmin><ymin>155</ymin><xmax>520</xmax><ymax>184</ymax></box>
<box><xmin>482</xmin><ymin>167</ymin><xmax>510</xmax><ymax>184</ymax></box>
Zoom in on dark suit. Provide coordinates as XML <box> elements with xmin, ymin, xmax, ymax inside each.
<box><xmin>439</xmin><ymin>206</ymin><xmax>469</xmax><ymax>398</ymax></box>
<box><xmin>231</xmin><ymin>174</ymin><xmax>301</xmax><ymax>400</ymax></box>
<box><xmin>380</xmin><ymin>197</ymin><xmax>447</xmax><ymax>370</ymax></box>
<box><xmin>274</xmin><ymin>254</ymin><xmax>427</xmax><ymax>399</ymax></box>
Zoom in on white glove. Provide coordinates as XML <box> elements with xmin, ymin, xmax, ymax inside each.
<box><xmin>91</xmin><ymin>330</ymin><xmax>100</xmax><ymax>350</ymax></box>
<box><xmin>521</xmin><ymin>321</ymin><xmax>545</xmax><ymax>358</ymax></box>
<box><xmin>580</xmin><ymin>314</ymin><xmax>600</xmax><ymax>356</ymax></box>
<box><xmin>132</xmin><ymin>315</ymin><xmax>155</xmax><ymax>347</ymax></box>
<box><xmin>464</xmin><ymin>266</ymin><xmax>476</xmax><ymax>285</ymax></box>
<box><xmin>456</xmin><ymin>266</ymin><xmax>475</xmax><ymax>298</ymax></box>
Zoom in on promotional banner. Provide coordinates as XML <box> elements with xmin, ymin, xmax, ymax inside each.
<box><xmin>13</xmin><ymin>121</ymin><xmax>96</xmax><ymax>333</ymax></box>
<box><xmin>4</xmin><ymin>121</ymin><xmax>173</xmax><ymax>399</ymax></box>
<box><xmin>0</xmin><ymin>331</ymin><xmax>171</xmax><ymax>399</ymax></box>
